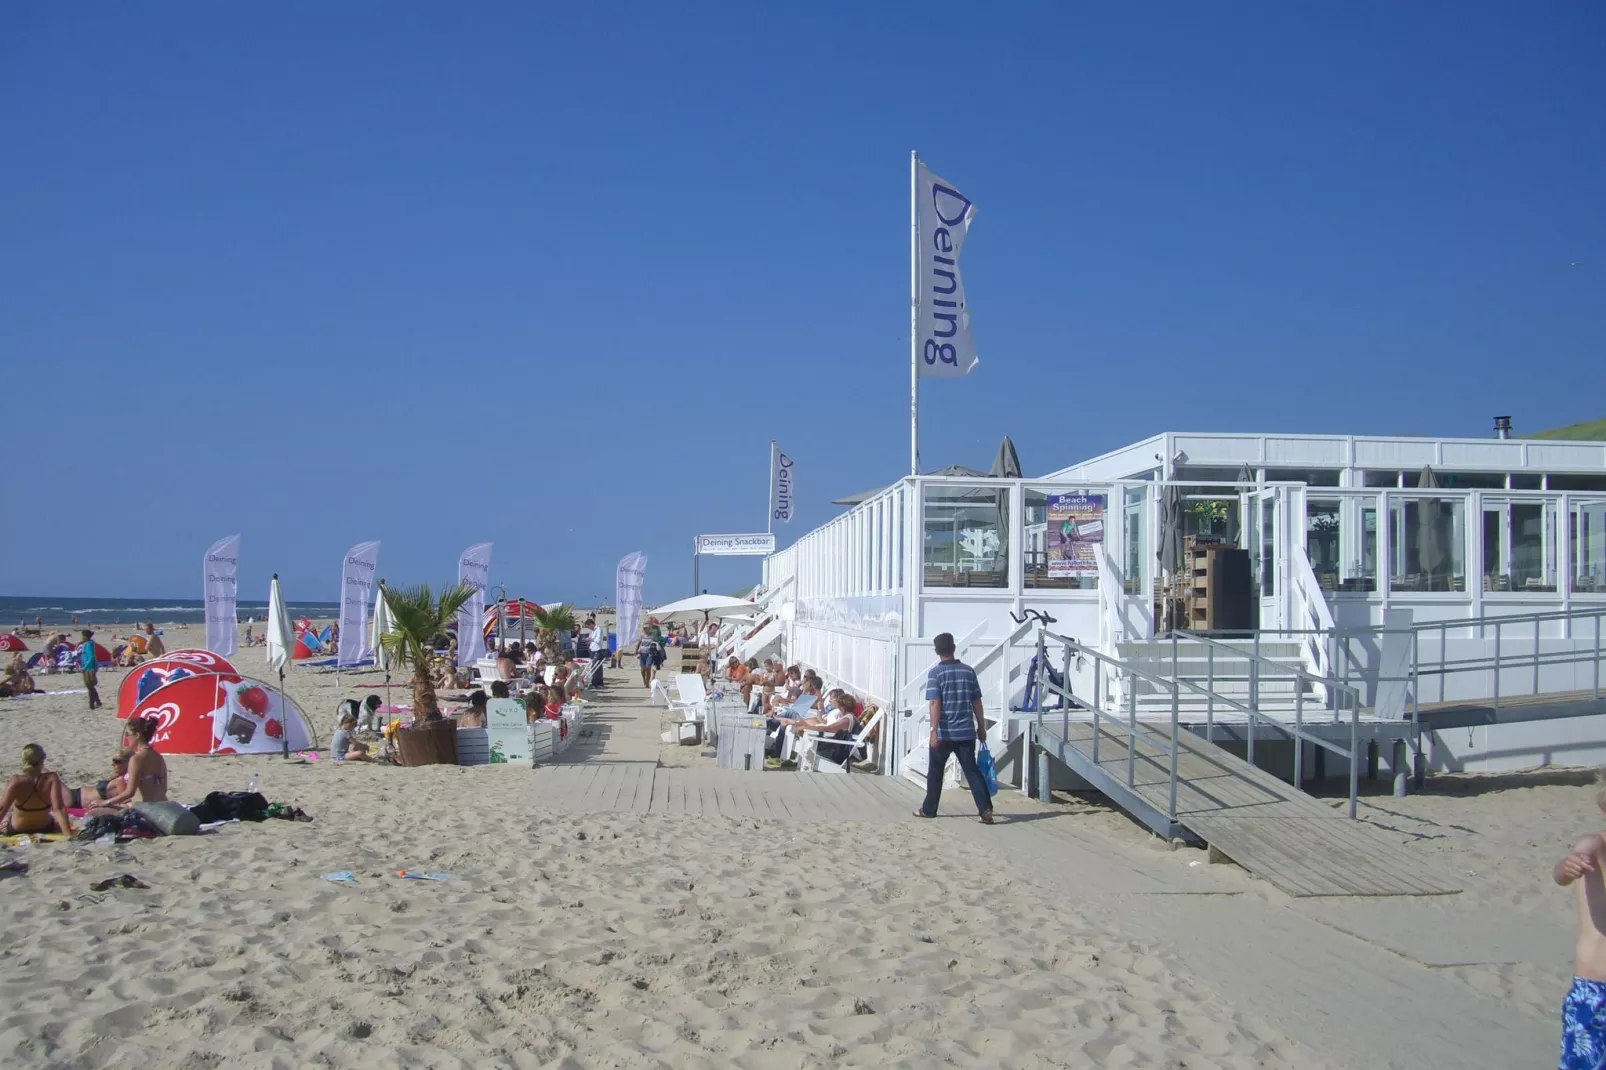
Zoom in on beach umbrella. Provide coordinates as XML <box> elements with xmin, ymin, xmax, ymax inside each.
<box><xmin>266</xmin><ymin>574</ymin><xmax>294</xmax><ymax>759</ymax></box>
<box><xmin>0</xmin><ymin>635</ymin><xmax>27</xmax><ymax>652</ymax></box>
<box><xmin>649</xmin><ymin>594</ymin><xmax>757</xmax><ymax>624</ymax></box>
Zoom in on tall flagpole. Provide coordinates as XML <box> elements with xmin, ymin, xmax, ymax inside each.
<box><xmin>767</xmin><ymin>440</ymin><xmax>776</xmax><ymax>534</ymax></box>
<box><xmin>909</xmin><ymin>150</ymin><xmax>920</xmax><ymax>476</ymax></box>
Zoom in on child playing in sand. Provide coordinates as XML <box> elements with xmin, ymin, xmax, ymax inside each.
<box><xmin>331</xmin><ymin>713</ymin><xmax>373</xmax><ymax>762</ymax></box>
<box><xmin>1554</xmin><ymin>774</ymin><xmax>1606</xmax><ymax>1068</ymax></box>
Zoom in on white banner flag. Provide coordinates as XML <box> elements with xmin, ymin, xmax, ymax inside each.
<box><xmin>916</xmin><ymin>160</ymin><xmax>979</xmax><ymax>378</ymax></box>
<box><xmin>456</xmin><ymin>542</ymin><xmax>493</xmax><ymax>667</ymax></box>
<box><xmin>203</xmin><ymin>534</ymin><xmax>241</xmax><ymax>657</ymax></box>
<box><xmin>616</xmin><ymin>551</ymin><xmax>648</xmax><ymax>649</ymax></box>
<box><xmin>771</xmin><ymin>446</ymin><xmax>795</xmax><ymax>524</ymax></box>
<box><xmin>337</xmin><ymin>541</ymin><xmax>380</xmax><ymax>668</ymax></box>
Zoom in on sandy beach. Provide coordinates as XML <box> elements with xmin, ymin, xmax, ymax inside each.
<box><xmin>0</xmin><ymin>622</ymin><xmax>1584</xmax><ymax>1068</ymax></box>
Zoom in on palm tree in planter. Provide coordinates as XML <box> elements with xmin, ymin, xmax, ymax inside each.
<box><xmin>529</xmin><ymin>602</ymin><xmax>576</xmax><ymax>671</ymax></box>
<box><xmin>379</xmin><ymin>583</ymin><xmax>474</xmax><ymax>764</ymax></box>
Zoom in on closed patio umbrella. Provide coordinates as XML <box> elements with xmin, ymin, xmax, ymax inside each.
<box><xmin>989</xmin><ymin>436</ymin><xmax>1023</xmax><ymax>479</ymax></box>
<box><xmin>370</xmin><ymin>580</ymin><xmax>396</xmax><ymax>714</ymax></box>
<box><xmin>266</xmin><ymin>574</ymin><xmax>295</xmax><ymax>759</ymax></box>
<box><xmin>1417</xmin><ymin>466</ymin><xmax>1448</xmax><ymax>590</ymax></box>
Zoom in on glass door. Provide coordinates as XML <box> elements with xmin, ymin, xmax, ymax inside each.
<box><xmin>1253</xmin><ymin>487</ymin><xmax>1282</xmax><ymax>630</ymax></box>
<box><xmin>1122</xmin><ymin>486</ymin><xmax>1148</xmax><ymax>598</ymax></box>
<box><xmin>1482</xmin><ymin>498</ymin><xmax>1557</xmax><ymax>593</ymax></box>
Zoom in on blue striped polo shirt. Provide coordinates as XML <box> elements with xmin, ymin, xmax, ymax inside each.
<box><xmin>925</xmin><ymin>659</ymin><xmax>982</xmax><ymax>742</ymax></box>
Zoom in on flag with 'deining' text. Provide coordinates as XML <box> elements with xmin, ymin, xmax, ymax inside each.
<box><xmin>915</xmin><ymin>160</ymin><xmax>979</xmax><ymax>378</ymax></box>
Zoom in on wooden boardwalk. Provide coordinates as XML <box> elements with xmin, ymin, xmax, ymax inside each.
<box><xmin>517</xmin><ymin>685</ymin><xmax>920</xmax><ymax>822</ymax></box>
<box><xmin>1034</xmin><ymin>719</ymin><xmax>1459</xmax><ymax>898</ymax></box>
<box><xmin>518</xmin><ymin>762</ymin><xmax>920</xmax><ymax>822</ymax></box>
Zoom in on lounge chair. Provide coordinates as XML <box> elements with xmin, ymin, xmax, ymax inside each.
<box><xmin>796</xmin><ymin>706</ymin><xmax>884</xmax><ymax>774</ymax></box>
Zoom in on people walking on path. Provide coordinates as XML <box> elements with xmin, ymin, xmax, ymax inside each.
<box><xmin>79</xmin><ymin>629</ymin><xmax>102</xmax><ymax>710</ymax></box>
<box><xmin>914</xmin><ymin>632</ymin><xmax>994</xmax><ymax>824</ymax></box>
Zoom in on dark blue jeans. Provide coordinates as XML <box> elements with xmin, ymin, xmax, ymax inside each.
<box><xmin>920</xmin><ymin>738</ymin><xmax>993</xmax><ymax>817</ymax></box>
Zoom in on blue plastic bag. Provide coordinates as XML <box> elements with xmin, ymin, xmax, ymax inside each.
<box><xmin>976</xmin><ymin>743</ymin><xmax>999</xmax><ymax>797</ymax></box>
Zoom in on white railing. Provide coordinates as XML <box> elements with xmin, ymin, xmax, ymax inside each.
<box><xmin>1097</xmin><ymin>545</ymin><xmax>1152</xmax><ymax>652</ymax></box>
<box><xmin>1288</xmin><ymin>543</ymin><xmax>1335</xmax><ymax>697</ymax></box>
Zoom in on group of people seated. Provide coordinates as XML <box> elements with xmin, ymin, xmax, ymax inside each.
<box><xmin>0</xmin><ymin>716</ymin><xmax>168</xmax><ymax>836</ymax></box>
<box><xmin>723</xmin><ymin>656</ymin><xmax>874</xmax><ymax>769</ymax></box>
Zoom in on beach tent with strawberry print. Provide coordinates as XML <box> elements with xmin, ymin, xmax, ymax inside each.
<box><xmin>126</xmin><ymin>673</ymin><xmax>317</xmax><ymax>755</ymax></box>
<box><xmin>117</xmin><ymin>649</ymin><xmax>243</xmax><ymax>720</ymax></box>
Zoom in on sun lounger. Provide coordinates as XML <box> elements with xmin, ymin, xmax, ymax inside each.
<box><xmin>796</xmin><ymin>707</ymin><xmax>883</xmax><ymax>774</ymax></box>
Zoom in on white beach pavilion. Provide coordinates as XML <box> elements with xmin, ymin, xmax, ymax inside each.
<box><xmin>755</xmin><ymin>426</ymin><xmax>1606</xmax><ymax>787</ymax></box>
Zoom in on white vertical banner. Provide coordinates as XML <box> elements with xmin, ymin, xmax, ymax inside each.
<box><xmin>616</xmin><ymin>551</ymin><xmax>648</xmax><ymax>648</ymax></box>
<box><xmin>203</xmin><ymin>534</ymin><xmax>241</xmax><ymax>657</ymax></box>
<box><xmin>337</xmin><ymin>541</ymin><xmax>381</xmax><ymax>667</ymax></box>
<box><xmin>456</xmin><ymin>542</ymin><xmax>493</xmax><ymax>668</ymax></box>
<box><xmin>915</xmin><ymin>160</ymin><xmax>979</xmax><ymax>378</ymax></box>
<box><xmin>771</xmin><ymin>445</ymin><xmax>795</xmax><ymax>525</ymax></box>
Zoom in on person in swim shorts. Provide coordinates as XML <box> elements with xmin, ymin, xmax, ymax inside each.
<box><xmin>1553</xmin><ymin>771</ymin><xmax>1606</xmax><ymax>1068</ymax></box>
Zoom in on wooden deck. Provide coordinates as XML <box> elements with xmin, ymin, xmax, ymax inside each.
<box><xmin>1407</xmin><ymin>687</ymin><xmax>1605</xmax><ymax>728</ymax></box>
<box><xmin>1034</xmin><ymin>719</ymin><xmax>1459</xmax><ymax>898</ymax></box>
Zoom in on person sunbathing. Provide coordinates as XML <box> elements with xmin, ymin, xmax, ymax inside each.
<box><xmin>70</xmin><ymin>750</ymin><xmax>131</xmax><ymax>808</ymax></box>
<box><xmin>458</xmin><ymin>691</ymin><xmax>489</xmax><ymax>728</ymax></box>
<box><xmin>4</xmin><ymin>654</ymin><xmax>36</xmax><ymax>695</ymax></box>
<box><xmin>789</xmin><ymin>690</ymin><xmax>859</xmax><ymax>737</ymax></box>
<box><xmin>97</xmin><ymin>717</ymin><xmax>167</xmax><ymax>810</ymax></box>
<box><xmin>143</xmin><ymin>623</ymin><xmax>165</xmax><ymax>658</ymax></box>
<box><xmin>0</xmin><ymin>744</ymin><xmax>74</xmax><ymax>836</ymax></box>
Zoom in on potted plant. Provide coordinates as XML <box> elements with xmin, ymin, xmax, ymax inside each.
<box><xmin>529</xmin><ymin>602</ymin><xmax>576</xmax><ymax>673</ymax></box>
<box><xmin>379</xmin><ymin>583</ymin><xmax>475</xmax><ymax>766</ymax></box>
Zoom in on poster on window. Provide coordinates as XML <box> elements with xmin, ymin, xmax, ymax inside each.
<box><xmin>1046</xmin><ymin>493</ymin><xmax>1106</xmax><ymax>577</ymax></box>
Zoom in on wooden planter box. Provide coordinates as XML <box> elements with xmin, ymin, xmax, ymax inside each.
<box><xmin>396</xmin><ymin>718</ymin><xmax>458</xmax><ymax>767</ymax></box>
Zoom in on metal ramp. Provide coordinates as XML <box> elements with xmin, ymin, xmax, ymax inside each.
<box><xmin>1020</xmin><ymin>625</ymin><xmax>1458</xmax><ymax>898</ymax></box>
<box><xmin>1031</xmin><ymin>718</ymin><xmax>1457</xmax><ymax>897</ymax></box>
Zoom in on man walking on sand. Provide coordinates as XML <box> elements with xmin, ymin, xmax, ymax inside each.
<box><xmin>1553</xmin><ymin>775</ymin><xmax>1606</xmax><ymax>1068</ymax></box>
<box><xmin>79</xmin><ymin>629</ymin><xmax>102</xmax><ymax>710</ymax></box>
<box><xmin>914</xmin><ymin>632</ymin><xmax>994</xmax><ymax>824</ymax></box>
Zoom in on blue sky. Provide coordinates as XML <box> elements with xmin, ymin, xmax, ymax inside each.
<box><xmin>2</xmin><ymin>2</ymin><xmax>1601</xmax><ymax>604</ymax></box>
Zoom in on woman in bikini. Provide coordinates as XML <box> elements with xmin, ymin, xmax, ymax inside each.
<box><xmin>69</xmin><ymin>750</ymin><xmax>131</xmax><ymax>809</ymax></box>
<box><xmin>0</xmin><ymin>744</ymin><xmax>74</xmax><ymax>836</ymax></box>
<box><xmin>97</xmin><ymin>717</ymin><xmax>167</xmax><ymax>810</ymax></box>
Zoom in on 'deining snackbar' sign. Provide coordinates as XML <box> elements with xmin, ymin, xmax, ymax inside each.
<box><xmin>693</xmin><ymin>533</ymin><xmax>776</xmax><ymax>557</ymax></box>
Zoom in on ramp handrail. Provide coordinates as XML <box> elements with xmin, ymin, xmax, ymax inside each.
<box><xmin>1281</xmin><ymin>605</ymin><xmax>1606</xmax><ymax>718</ymax></box>
<box><xmin>1035</xmin><ymin>628</ymin><xmax>1185</xmax><ymax>822</ymax></box>
<box><xmin>1288</xmin><ymin>543</ymin><xmax>1336</xmax><ymax>690</ymax></box>
<box><xmin>1172</xmin><ymin>629</ymin><xmax>1362</xmax><ymax>818</ymax></box>
<box><xmin>1405</xmin><ymin>608</ymin><xmax>1604</xmax><ymax>718</ymax></box>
